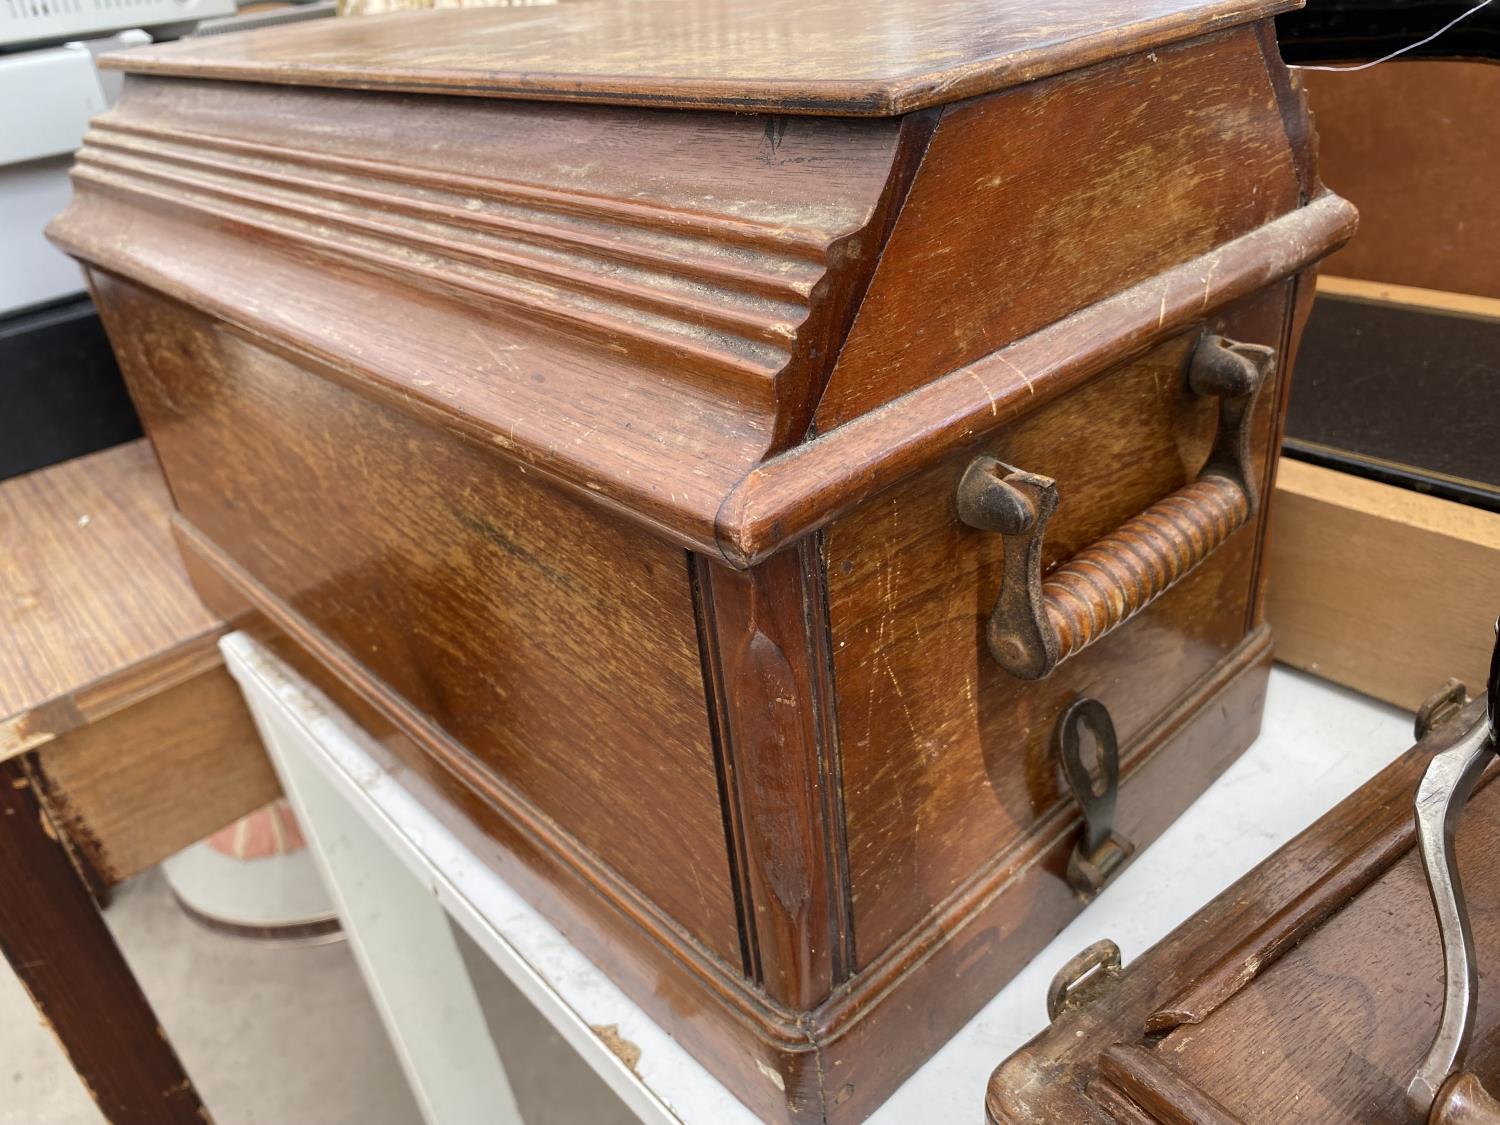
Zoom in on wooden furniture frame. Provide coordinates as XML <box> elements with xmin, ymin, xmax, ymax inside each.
<box><xmin>1266</xmin><ymin>60</ymin><xmax>1500</xmax><ymax>707</ymax></box>
<box><xmin>0</xmin><ymin>440</ymin><xmax>280</xmax><ymax>1122</ymax></box>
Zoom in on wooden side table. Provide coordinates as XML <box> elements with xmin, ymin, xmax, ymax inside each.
<box><xmin>0</xmin><ymin>439</ymin><xmax>280</xmax><ymax>1123</ymax></box>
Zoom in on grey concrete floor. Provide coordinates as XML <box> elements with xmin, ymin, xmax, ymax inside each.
<box><xmin>0</xmin><ymin>867</ymin><xmax>637</xmax><ymax>1124</ymax></box>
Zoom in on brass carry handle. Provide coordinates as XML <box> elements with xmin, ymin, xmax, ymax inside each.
<box><xmin>957</xmin><ymin>333</ymin><xmax>1276</xmax><ymax>680</ymax></box>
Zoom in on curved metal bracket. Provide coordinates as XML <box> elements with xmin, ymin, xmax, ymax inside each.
<box><xmin>1190</xmin><ymin>333</ymin><xmax>1276</xmax><ymax>506</ymax></box>
<box><xmin>1406</xmin><ymin>621</ymin><xmax>1500</xmax><ymax>1117</ymax></box>
<box><xmin>956</xmin><ymin>460</ymin><xmax>1057</xmax><ymax>679</ymax></box>
<box><xmin>1055</xmin><ymin>697</ymin><xmax>1134</xmax><ymax>899</ymax></box>
<box><xmin>1406</xmin><ymin>717</ymin><xmax>1495</xmax><ymax>1116</ymax></box>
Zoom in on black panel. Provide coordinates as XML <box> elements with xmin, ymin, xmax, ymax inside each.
<box><xmin>0</xmin><ymin>298</ymin><xmax>143</xmax><ymax>482</ymax></box>
<box><xmin>1278</xmin><ymin>1</ymin><xmax>1500</xmax><ymax>65</ymax></box>
<box><xmin>1286</xmin><ymin>294</ymin><xmax>1500</xmax><ymax>512</ymax></box>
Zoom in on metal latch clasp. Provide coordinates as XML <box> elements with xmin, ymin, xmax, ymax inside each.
<box><xmin>1056</xmin><ymin>697</ymin><xmax>1134</xmax><ymax>899</ymax></box>
<box><xmin>1046</xmin><ymin>939</ymin><xmax>1123</xmax><ymax>1020</ymax></box>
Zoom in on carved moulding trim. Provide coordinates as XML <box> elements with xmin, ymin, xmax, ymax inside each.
<box><xmin>89</xmin><ymin>118</ymin><xmax>839</xmax><ymax>261</ymax></box>
<box><xmin>53</xmin><ymin>189</ymin><xmax>1354</xmax><ymax>570</ymax></box>
<box><xmin>73</xmin><ymin>124</ymin><xmax>817</xmax><ymax>389</ymax></box>
<box><xmin>714</xmin><ymin>192</ymin><xmax>1359</xmax><ymax>567</ymax></box>
<box><xmin>53</xmin><ymin>75</ymin><xmax>1356</xmax><ymax>569</ymax></box>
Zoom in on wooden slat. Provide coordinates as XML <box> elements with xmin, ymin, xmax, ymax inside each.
<box><xmin>1316</xmin><ymin>274</ymin><xmax>1500</xmax><ymax>324</ymax></box>
<box><xmin>1267</xmin><ymin>459</ymin><xmax>1500</xmax><ymax>710</ymax></box>
<box><xmin>0</xmin><ymin>440</ymin><xmax>223</xmax><ymax>756</ymax></box>
<box><xmin>1098</xmin><ymin>1044</ymin><xmax>1244</xmax><ymax>1125</ymax></box>
<box><xmin>30</xmin><ymin>665</ymin><xmax>280</xmax><ymax>886</ymax></box>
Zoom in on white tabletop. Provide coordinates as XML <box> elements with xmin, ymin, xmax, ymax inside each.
<box><xmin>222</xmin><ymin>634</ymin><xmax>1412</xmax><ymax>1125</ymax></box>
<box><xmin>872</xmin><ymin>665</ymin><xmax>1410</xmax><ymax>1123</ymax></box>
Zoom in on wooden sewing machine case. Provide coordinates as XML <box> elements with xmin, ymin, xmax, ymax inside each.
<box><xmin>48</xmin><ymin>2</ymin><xmax>1354</xmax><ymax>1119</ymax></box>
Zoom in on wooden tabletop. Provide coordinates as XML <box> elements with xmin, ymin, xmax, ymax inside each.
<box><xmin>0</xmin><ymin>440</ymin><xmax>223</xmax><ymax>757</ymax></box>
<box><xmin>102</xmin><ymin>0</ymin><xmax>1296</xmax><ymax>115</ymax></box>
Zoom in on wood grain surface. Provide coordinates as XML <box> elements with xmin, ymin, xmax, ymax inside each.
<box><xmin>816</xmin><ymin>632</ymin><xmax>1272</xmax><ymax>1124</ymax></box>
<box><xmin>1150</xmin><ymin>766</ymin><xmax>1500</xmax><ymax>1122</ymax></box>
<box><xmin>95</xmin><ymin>275</ymin><xmax>745</xmax><ymax>964</ymax></box>
<box><xmin>49</xmin><ymin>77</ymin><xmax>906</xmax><ymax>553</ymax></box>
<box><xmin>30</xmin><ymin>668</ymin><xmax>279</xmax><ymax>886</ymax></box>
<box><xmin>1267</xmin><ymin>459</ymin><xmax>1500</xmax><ymax>710</ymax></box>
<box><xmin>814</xmin><ymin>26</ymin><xmax>1298</xmax><ymax>427</ymax></box>
<box><xmin>203</xmin><ymin>604</ymin><xmax>832</xmax><ymax>1125</ymax></box>
<box><xmin>0</xmin><ymin>757</ymin><xmax>207</xmax><ymax>1124</ymax></box>
<box><xmin>718</xmin><ymin>193</ymin><xmax>1354</xmax><ymax>566</ymax></box>
<box><xmin>99</xmin><ymin>0</ymin><xmax>1295</xmax><ymax>116</ymax></box>
<box><xmin>829</xmin><ymin>287</ymin><xmax>1289</xmax><ymax>961</ymax></box>
<box><xmin>50</xmin><ymin>12</ymin><xmax>1355</xmax><ymax>1122</ymax></box>
<box><xmin>0</xmin><ymin>440</ymin><xmax>222</xmax><ymax>756</ymax></box>
<box><xmin>1301</xmin><ymin>61</ymin><xmax>1500</xmax><ymax>300</ymax></box>
<box><xmin>48</xmin><ymin>53</ymin><xmax>1355</xmax><ymax>568</ymax></box>
<box><xmin>697</xmin><ymin>545</ymin><xmax>852</xmax><ymax>1014</ymax></box>
<box><xmin>0</xmin><ymin>438</ymin><xmax>276</xmax><ymax>885</ymax></box>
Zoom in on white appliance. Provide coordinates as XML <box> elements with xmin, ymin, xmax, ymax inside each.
<box><xmin>0</xmin><ymin>37</ymin><xmax>147</xmax><ymax>315</ymax></box>
<box><xmin>1</xmin><ymin>2</ymin><xmax>332</xmax><ymax>316</ymax></box>
<box><xmin>1</xmin><ymin>0</ymin><xmax>232</xmax><ymax>50</ymax></box>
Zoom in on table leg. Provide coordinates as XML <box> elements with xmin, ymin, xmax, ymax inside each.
<box><xmin>0</xmin><ymin>755</ymin><xmax>207</xmax><ymax>1124</ymax></box>
<box><xmin>238</xmin><ymin>685</ymin><xmax>524</xmax><ymax>1125</ymax></box>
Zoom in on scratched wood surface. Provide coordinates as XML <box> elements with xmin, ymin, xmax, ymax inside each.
<box><xmin>50</xmin><ymin>9</ymin><xmax>1358</xmax><ymax>1123</ymax></box>
<box><xmin>49</xmin><ymin>78</ymin><xmax>906</xmax><ymax>551</ymax></box>
<box><xmin>815</xmin><ymin>26</ymin><xmax>1299</xmax><ymax>428</ymax></box>
<box><xmin>99</xmin><ymin>0</ymin><xmax>1296</xmax><ymax>115</ymax></box>
<box><xmin>717</xmin><ymin>197</ymin><xmax>1352</xmax><ymax>567</ymax></box>
<box><xmin>93</xmin><ymin>274</ymin><xmax>745</xmax><ymax>966</ymax></box>
<box><xmin>0</xmin><ymin>440</ymin><xmax>223</xmax><ymax>757</ymax></box>
<box><xmin>828</xmin><ymin>286</ymin><xmax>1289</xmax><ymax>962</ymax></box>
<box><xmin>988</xmin><ymin>699</ymin><xmax>1500</xmax><ymax>1124</ymax></box>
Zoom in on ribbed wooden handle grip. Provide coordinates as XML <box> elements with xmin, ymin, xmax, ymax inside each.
<box><xmin>1042</xmin><ymin>474</ymin><xmax>1250</xmax><ymax>665</ymax></box>
<box><xmin>956</xmin><ymin>332</ymin><xmax>1275</xmax><ymax>680</ymax></box>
